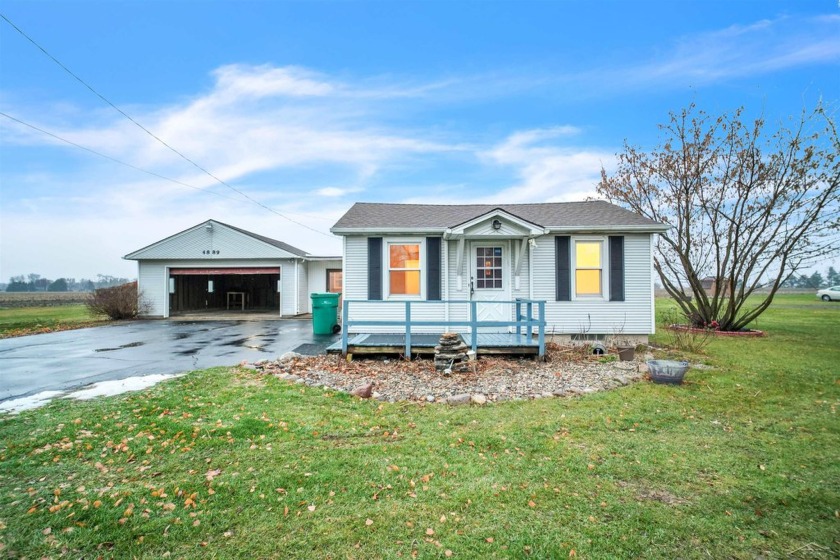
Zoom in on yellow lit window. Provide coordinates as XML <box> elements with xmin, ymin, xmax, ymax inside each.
<box><xmin>389</xmin><ymin>244</ymin><xmax>421</xmax><ymax>296</ymax></box>
<box><xmin>575</xmin><ymin>241</ymin><xmax>602</xmax><ymax>296</ymax></box>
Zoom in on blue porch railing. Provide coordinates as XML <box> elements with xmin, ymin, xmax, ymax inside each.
<box><xmin>340</xmin><ymin>299</ymin><xmax>546</xmax><ymax>358</ymax></box>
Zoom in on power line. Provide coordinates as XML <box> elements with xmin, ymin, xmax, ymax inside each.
<box><xmin>0</xmin><ymin>12</ymin><xmax>334</xmax><ymax>238</ymax></box>
<box><xmin>0</xmin><ymin>111</ymin><xmax>241</xmax><ymax>202</ymax></box>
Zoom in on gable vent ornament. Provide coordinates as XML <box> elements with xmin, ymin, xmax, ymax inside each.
<box><xmin>492</xmin><ymin>219</ymin><xmax>502</xmax><ymax>231</ymax></box>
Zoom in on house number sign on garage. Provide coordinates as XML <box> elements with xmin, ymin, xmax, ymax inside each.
<box><xmin>202</xmin><ymin>250</ymin><xmax>220</xmax><ymax>255</ymax></box>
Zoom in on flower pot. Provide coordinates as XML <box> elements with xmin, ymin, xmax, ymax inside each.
<box><xmin>646</xmin><ymin>360</ymin><xmax>689</xmax><ymax>384</ymax></box>
<box><xmin>617</xmin><ymin>347</ymin><xmax>636</xmax><ymax>361</ymax></box>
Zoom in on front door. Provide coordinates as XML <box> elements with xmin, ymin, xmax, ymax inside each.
<box><xmin>471</xmin><ymin>242</ymin><xmax>510</xmax><ymax>333</ymax></box>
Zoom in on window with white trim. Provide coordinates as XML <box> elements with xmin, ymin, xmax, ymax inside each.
<box><xmin>575</xmin><ymin>240</ymin><xmax>603</xmax><ymax>297</ymax></box>
<box><xmin>388</xmin><ymin>243</ymin><xmax>421</xmax><ymax>296</ymax></box>
<box><xmin>475</xmin><ymin>246</ymin><xmax>503</xmax><ymax>289</ymax></box>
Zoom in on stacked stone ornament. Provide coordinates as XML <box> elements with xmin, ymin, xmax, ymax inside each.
<box><xmin>434</xmin><ymin>332</ymin><xmax>470</xmax><ymax>373</ymax></box>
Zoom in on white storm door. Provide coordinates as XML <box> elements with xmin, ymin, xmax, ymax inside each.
<box><xmin>471</xmin><ymin>242</ymin><xmax>510</xmax><ymax>333</ymax></box>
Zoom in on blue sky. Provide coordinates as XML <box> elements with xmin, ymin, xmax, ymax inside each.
<box><xmin>1</xmin><ymin>0</ymin><xmax>838</xmax><ymax>279</ymax></box>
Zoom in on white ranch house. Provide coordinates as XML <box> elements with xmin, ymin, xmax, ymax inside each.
<box><xmin>125</xmin><ymin>220</ymin><xmax>341</xmax><ymax>318</ymax></box>
<box><xmin>331</xmin><ymin>201</ymin><xmax>669</xmax><ymax>346</ymax></box>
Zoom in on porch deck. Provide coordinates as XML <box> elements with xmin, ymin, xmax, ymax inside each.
<box><xmin>338</xmin><ymin>298</ymin><xmax>547</xmax><ymax>358</ymax></box>
<box><xmin>326</xmin><ymin>332</ymin><xmax>540</xmax><ymax>356</ymax></box>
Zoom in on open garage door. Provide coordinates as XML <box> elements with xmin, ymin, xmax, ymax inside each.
<box><xmin>169</xmin><ymin>268</ymin><xmax>281</xmax><ymax>316</ymax></box>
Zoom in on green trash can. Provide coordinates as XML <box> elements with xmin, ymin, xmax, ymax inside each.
<box><xmin>311</xmin><ymin>292</ymin><xmax>340</xmax><ymax>335</ymax></box>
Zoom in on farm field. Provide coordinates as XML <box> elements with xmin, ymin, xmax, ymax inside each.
<box><xmin>0</xmin><ymin>292</ymin><xmax>91</xmax><ymax>308</ymax></box>
<box><xmin>0</xmin><ymin>294</ymin><xmax>837</xmax><ymax>559</ymax></box>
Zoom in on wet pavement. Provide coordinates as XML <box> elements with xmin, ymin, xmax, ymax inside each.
<box><xmin>0</xmin><ymin>319</ymin><xmax>337</xmax><ymax>402</ymax></box>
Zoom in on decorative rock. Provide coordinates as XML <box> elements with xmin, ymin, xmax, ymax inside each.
<box><xmin>435</xmin><ymin>333</ymin><xmax>469</xmax><ymax>372</ymax></box>
<box><xmin>254</xmin><ymin>346</ymin><xmax>645</xmax><ymax>405</ymax></box>
<box><xmin>351</xmin><ymin>383</ymin><xmax>374</xmax><ymax>399</ymax></box>
<box><xmin>446</xmin><ymin>393</ymin><xmax>471</xmax><ymax>406</ymax></box>
<box><xmin>278</xmin><ymin>352</ymin><xmax>302</xmax><ymax>364</ymax></box>
<box><xmin>471</xmin><ymin>394</ymin><xmax>487</xmax><ymax>405</ymax></box>
<box><xmin>541</xmin><ymin>391</ymin><xmax>554</xmax><ymax>399</ymax></box>
<box><xmin>241</xmin><ymin>363</ymin><xmax>258</xmax><ymax>370</ymax></box>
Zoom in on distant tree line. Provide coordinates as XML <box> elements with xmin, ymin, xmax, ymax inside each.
<box><xmin>3</xmin><ymin>274</ymin><xmax>133</xmax><ymax>292</ymax></box>
<box><xmin>780</xmin><ymin>267</ymin><xmax>840</xmax><ymax>290</ymax></box>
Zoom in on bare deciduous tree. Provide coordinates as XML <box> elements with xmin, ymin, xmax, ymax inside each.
<box><xmin>598</xmin><ymin>103</ymin><xmax>839</xmax><ymax>331</ymax></box>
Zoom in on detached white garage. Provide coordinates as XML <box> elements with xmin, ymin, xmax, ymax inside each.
<box><xmin>124</xmin><ymin>220</ymin><xmax>341</xmax><ymax>318</ymax></box>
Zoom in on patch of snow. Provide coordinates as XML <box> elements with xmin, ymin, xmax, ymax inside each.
<box><xmin>65</xmin><ymin>374</ymin><xmax>183</xmax><ymax>400</ymax></box>
<box><xmin>0</xmin><ymin>374</ymin><xmax>183</xmax><ymax>414</ymax></box>
<box><xmin>0</xmin><ymin>391</ymin><xmax>65</xmax><ymax>414</ymax></box>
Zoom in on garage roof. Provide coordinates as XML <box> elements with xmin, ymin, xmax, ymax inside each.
<box><xmin>124</xmin><ymin>219</ymin><xmax>311</xmax><ymax>260</ymax></box>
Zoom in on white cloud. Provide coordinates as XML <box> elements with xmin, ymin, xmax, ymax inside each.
<box><xmin>595</xmin><ymin>15</ymin><xmax>840</xmax><ymax>91</ymax></box>
<box><xmin>477</xmin><ymin>127</ymin><xmax>614</xmax><ymax>203</ymax></box>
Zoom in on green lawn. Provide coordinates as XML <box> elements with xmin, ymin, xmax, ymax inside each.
<box><xmin>0</xmin><ymin>304</ymin><xmax>105</xmax><ymax>337</ymax></box>
<box><xmin>0</xmin><ymin>294</ymin><xmax>837</xmax><ymax>559</ymax></box>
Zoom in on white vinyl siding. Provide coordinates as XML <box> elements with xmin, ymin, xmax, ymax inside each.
<box><xmin>138</xmin><ymin>261</ymin><xmax>168</xmax><ymax>317</ymax></box>
<box><xmin>532</xmin><ymin>233</ymin><xmax>653</xmax><ymax>334</ymax></box>
<box><xmin>128</xmin><ymin>222</ymin><xmax>299</xmax><ymax>260</ymax></box>
<box><xmin>306</xmin><ymin>260</ymin><xmax>343</xmax><ymax>312</ymax></box>
<box><xmin>463</xmin><ymin>218</ymin><xmax>530</xmax><ymax>237</ymax></box>
<box><xmin>296</xmin><ymin>260</ymin><xmax>308</xmax><ymax>314</ymax></box>
<box><xmin>343</xmin><ymin>236</ymin><xmax>443</xmax><ymax>333</ymax></box>
<box><xmin>343</xmin><ymin>232</ymin><xmax>656</xmax><ymax>336</ymax></box>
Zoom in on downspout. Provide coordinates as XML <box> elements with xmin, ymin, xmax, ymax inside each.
<box><xmin>650</xmin><ymin>235</ymin><xmax>656</xmax><ymax>335</ymax></box>
<box><xmin>295</xmin><ymin>259</ymin><xmax>300</xmax><ymax>315</ymax></box>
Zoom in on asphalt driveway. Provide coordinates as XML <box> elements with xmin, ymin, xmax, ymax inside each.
<box><xmin>0</xmin><ymin>319</ymin><xmax>337</xmax><ymax>402</ymax></box>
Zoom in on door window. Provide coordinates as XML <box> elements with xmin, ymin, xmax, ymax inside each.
<box><xmin>475</xmin><ymin>246</ymin><xmax>503</xmax><ymax>289</ymax></box>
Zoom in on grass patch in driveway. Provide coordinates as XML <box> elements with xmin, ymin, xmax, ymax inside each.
<box><xmin>0</xmin><ymin>294</ymin><xmax>837</xmax><ymax>559</ymax></box>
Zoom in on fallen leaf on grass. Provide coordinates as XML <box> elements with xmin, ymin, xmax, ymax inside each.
<box><xmin>365</xmin><ymin>519</ymin><xmax>374</xmax><ymax>526</ymax></box>
<box><xmin>307</xmin><ymin>505</ymin><xmax>316</xmax><ymax>512</ymax></box>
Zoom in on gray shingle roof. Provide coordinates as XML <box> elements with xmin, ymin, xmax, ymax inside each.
<box><xmin>216</xmin><ymin>221</ymin><xmax>310</xmax><ymax>257</ymax></box>
<box><xmin>332</xmin><ymin>201</ymin><xmax>665</xmax><ymax>231</ymax></box>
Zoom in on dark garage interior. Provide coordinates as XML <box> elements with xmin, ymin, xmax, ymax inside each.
<box><xmin>169</xmin><ymin>268</ymin><xmax>281</xmax><ymax>315</ymax></box>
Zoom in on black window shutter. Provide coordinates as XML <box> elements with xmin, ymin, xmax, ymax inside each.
<box><xmin>609</xmin><ymin>236</ymin><xmax>625</xmax><ymax>302</ymax></box>
<box><xmin>426</xmin><ymin>237</ymin><xmax>441</xmax><ymax>301</ymax></box>
<box><xmin>368</xmin><ymin>237</ymin><xmax>382</xmax><ymax>300</ymax></box>
<box><xmin>555</xmin><ymin>236</ymin><xmax>571</xmax><ymax>301</ymax></box>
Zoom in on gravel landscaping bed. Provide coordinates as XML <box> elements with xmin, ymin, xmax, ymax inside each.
<box><xmin>252</xmin><ymin>347</ymin><xmax>649</xmax><ymax>404</ymax></box>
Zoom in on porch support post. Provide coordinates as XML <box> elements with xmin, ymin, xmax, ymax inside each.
<box><xmin>404</xmin><ymin>301</ymin><xmax>411</xmax><ymax>360</ymax></box>
<box><xmin>455</xmin><ymin>237</ymin><xmax>465</xmax><ymax>291</ymax></box>
<box><xmin>514</xmin><ymin>238</ymin><xmax>528</xmax><ymax>292</ymax></box>
<box><xmin>538</xmin><ymin>301</ymin><xmax>546</xmax><ymax>359</ymax></box>
<box><xmin>341</xmin><ymin>299</ymin><xmax>350</xmax><ymax>355</ymax></box>
<box><xmin>515</xmin><ymin>300</ymin><xmax>522</xmax><ymax>336</ymax></box>
<box><xmin>527</xmin><ymin>301</ymin><xmax>533</xmax><ymax>337</ymax></box>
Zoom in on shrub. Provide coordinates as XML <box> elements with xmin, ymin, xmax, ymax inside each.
<box><xmin>661</xmin><ymin>309</ymin><xmax>713</xmax><ymax>353</ymax></box>
<box><xmin>86</xmin><ymin>281</ymin><xmax>149</xmax><ymax>320</ymax></box>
